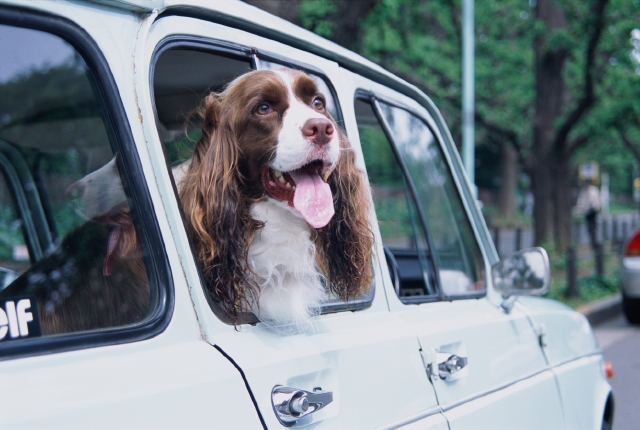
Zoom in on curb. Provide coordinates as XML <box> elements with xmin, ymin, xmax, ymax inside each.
<box><xmin>576</xmin><ymin>293</ymin><xmax>622</xmax><ymax>326</ymax></box>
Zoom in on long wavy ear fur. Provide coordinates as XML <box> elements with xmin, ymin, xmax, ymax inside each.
<box><xmin>179</xmin><ymin>94</ymin><xmax>262</xmax><ymax>324</ymax></box>
<box><xmin>316</xmin><ymin>127</ymin><xmax>375</xmax><ymax>301</ymax></box>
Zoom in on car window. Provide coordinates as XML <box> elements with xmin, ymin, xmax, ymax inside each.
<box><xmin>356</xmin><ymin>96</ymin><xmax>485</xmax><ymax>300</ymax></box>
<box><xmin>355</xmin><ymin>99</ymin><xmax>438</xmax><ymax>299</ymax></box>
<box><xmin>377</xmin><ymin>101</ymin><xmax>485</xmax><ymax>296</ymax></box>
<box><xmin>152</xmin><ymin>46</ymin><xmax>372</xmax><ymax>323</ymax></box>
<box><xmin>153</xmin><ymin>48</ymin><xmax>252</xmax><ymax>165</ymax></box>
<box><xmin>0</xmin><ymin>24</ymin><xmax>153</xmax><ymax>342</ymax></box>
<box><xmin>153</xmin><ymin>47</ymin><xmax>256</xmax><ymax>324</ymax></box>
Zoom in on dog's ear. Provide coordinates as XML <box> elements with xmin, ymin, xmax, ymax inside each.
<box><xmin>316</xmin><ymin>127</ymin><xmax>374</xmax><ymax>302</ymax></box>
<box><xmin>179</xmin><ymin>94</ymin><xmax>261</xmax><ymax>324</ymax></box>
<box><xmin>190</xmin><ymin>94</ymin><xmax>220</xmax><ymax>165</ymax></box>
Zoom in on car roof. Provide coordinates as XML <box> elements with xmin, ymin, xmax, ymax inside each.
<box><xmin>94</xmin><ymin>0</ymin><xmax>427</xmax><ymax>106</ymax></box>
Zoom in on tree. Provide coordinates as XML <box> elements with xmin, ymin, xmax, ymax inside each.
<box><xmin>244</xmin><ymin>0</ymin><xmax>376</xmax><ymax>51</ymax></box>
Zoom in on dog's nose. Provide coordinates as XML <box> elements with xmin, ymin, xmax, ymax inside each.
<box><xmin>302</xmin><ymin>118</ymin><xmax>334</xmax><ymax>146</ymax></box>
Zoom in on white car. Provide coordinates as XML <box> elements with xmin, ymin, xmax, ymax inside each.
<box><xmin>0</xmin><ymin>1</ymin><xmax>612</xmax><ymax>429</ymax></box>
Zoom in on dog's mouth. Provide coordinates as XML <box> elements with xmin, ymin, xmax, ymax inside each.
<box><xmin>261</xmin><ymin>160</ymin><xmax>335</xmax><ymax>228</ymax></box>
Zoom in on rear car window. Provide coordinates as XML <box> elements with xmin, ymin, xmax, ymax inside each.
<box><xmin>356</xmin><ymin>96</ymin><xmax>485</xmax><ymax>302</ymax></box>
<box><xmin>0</xmin><ymin>24</ymin><xmax>154</xmax><ymax>342</ymax></box>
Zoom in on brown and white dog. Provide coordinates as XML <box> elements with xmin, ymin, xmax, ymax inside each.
<box><xmin>2</xmin><ymin>69</ymin><xmax>374</xmax><ymax>332</ymax></box>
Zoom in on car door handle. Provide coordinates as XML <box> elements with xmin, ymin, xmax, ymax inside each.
<box><xmin>271</xmin><ymin>385</ymin><xmax>333</xmax><ymax>426</ymax></box>
<box><xmin>437</xmin><ymin>353</ymin><xmax>468</xmax><ymax>379</ymax></box>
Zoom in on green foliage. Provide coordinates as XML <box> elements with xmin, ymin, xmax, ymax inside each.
<box><xmin>373</xmin><ymin>197</ymin><xmax>413</xmax><ymax>238</ymax></box>
<box><xmin>37</xmin><ymin>151</ymin><xmax>81</xmax><ymax>176</ymax></box>
<box><xmin>0</xmin><ymin>60</ymin><xmax>109</xmax><ymax>157</ymax></box>
<box><xmin>546</xmin><ymin>271</ymin><xmax>619</xmax><ymax>306</ymax></box>
<box><xmin>294</xmin><ymin>0</ymin><xmax>640</xmax><ymax>209</ymax></box>
<box><xmin>166</xmin><ymin>128</ymin><xmax>200</xmax><ymax>165</ymax></box>
<box><xmin>299</xmin><ymin>0</ymin><xmax>338</xmax><ymax>38</ymax></box>
<box><xmin>52</xmin><ymin>201</ymin><xmax>85</xmax><ymax>239</ymax></box>
<box><xmin>359</xmin><ymin>126</ymin><xmax>403</xmax><ymax>187</ymax></box>
<box><xmin>571</xmin><ymin>0</ymin><xmax>640</xmax><ymax>192</ymax></box>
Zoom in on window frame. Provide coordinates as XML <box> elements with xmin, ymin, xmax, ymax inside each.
<box><xmin>0</xmin><ymin>5</ymin><xmax>173</xmax><ymax>359</ymax></box>
<box><xmin>0</xmin><ymin>140</ymin><xmax>52</xmax><ymax>262</ymax></box>
<box><xmin>149</xmin><ymin>36</ymin><xmax>374</xmax><ymax>325</ymax></box>
<box><xmin>357</xmin><ymin>90</ymin><xmax>487</xmax><ymax>303</ymax></box>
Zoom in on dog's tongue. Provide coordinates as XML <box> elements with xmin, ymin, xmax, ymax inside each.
<box><xmin>289</xmin><ymin>168</ymin><xmax>334</xmax><ymax>228</ymax></box>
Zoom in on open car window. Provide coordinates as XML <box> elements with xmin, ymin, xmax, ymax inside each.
<box><xmin>0</xmin><ymin>24</ymin><xmax>155</xmax><ymax>345</ymax></box>
<box><xmin>152</xmin><ymin>45</ymin><xmax>373</xmax><ymax>324</ymax></box>
<box><xmin>153</xmin><ymin>48</ymin><xmax>252</xmax><ymax>165</ymax></box>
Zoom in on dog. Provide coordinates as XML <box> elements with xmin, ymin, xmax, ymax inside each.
<box><xmin>1</xmin><ymin>69</ymin><xmax>374</xmax><ymax>332</ymax></box>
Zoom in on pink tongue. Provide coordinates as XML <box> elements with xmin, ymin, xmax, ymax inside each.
<box><xmin>289</xmin><ymin>169</ymin><xmax>335</xmax><ymax>228</ymax></box>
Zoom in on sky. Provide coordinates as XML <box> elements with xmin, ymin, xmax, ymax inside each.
<box><xmin>0</xmin><ymin>24</ymin><xmax>73</xmax><ymax>83</ymax></box>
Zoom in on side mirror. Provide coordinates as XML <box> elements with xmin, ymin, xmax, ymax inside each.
<box><xmin>491</xmin><ymin>248</ymin><xmax>550</xmax><ymax>312</ymax></box>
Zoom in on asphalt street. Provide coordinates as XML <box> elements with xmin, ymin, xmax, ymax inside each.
<box><xmin>594</xmin><ymin>315</ymin><xmax>640</xmax><ymax>430</ymax></box>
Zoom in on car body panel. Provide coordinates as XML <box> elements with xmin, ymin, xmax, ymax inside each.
<box><xmin>0</xmin><ymin>340</ymin><xmax>262</xmax><ymax>428</ymax></box>
<box><xmin>551</xmin><ymin>355</ymin><xmax>612</xmax><ymax>430</ymax></box>
<box><xmin>347</xmin><ymin>71</ymin><xmax>564</xmax><ymax>427</ymax></box>
<box><xmin>517</xmin><ymin>296</ymin><xmax>609</xmax><ymax>429</ymax></box>
<box><xmin>620</xmin><ymin>255</ymin><xmax>640</xmax><ymax>297</ymax></box>
<box><xmin>442</xmin><ymin>371</ymin><xmax>564</xmax><ymax>430</ymax></box>
<box><xmin>517</xmin><ymin>297</ymin><xmax>599</xmax><ymax>365</ymax></box>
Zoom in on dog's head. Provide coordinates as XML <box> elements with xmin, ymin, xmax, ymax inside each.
<box><xmin>198</xmin><ymin>69</ymin><xmax>341</xmax><ymax>227</ymax></box>
<box><xmin>181</xmin><ymin>69</ymin><xmax>374</xmax><ymax>323</ymax></box>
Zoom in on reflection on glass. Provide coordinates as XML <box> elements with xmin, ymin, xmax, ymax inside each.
<box><xmin>378</xmin><ymin>102</ymin><xmax>485</xmax><ymax>296</ymax></box>
<box><xmin>356</xmin><ymin>99</ymin><xmax>436</xmax><ymax>297</ymax></box>
<box><xmin>492</xmin><ymin>248</ymin><xmax>549</xmax><ymax>294</ymax></box>
<box><xmin>0</xmin><ymin>25</ymin><xmax>151</xmax><ymax>339</ymax></box>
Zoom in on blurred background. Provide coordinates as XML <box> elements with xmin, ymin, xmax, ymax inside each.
<box><xmin>244</xmin><ymin>0</ymin><xmax>640</xmax><ymax>309</ymax></box>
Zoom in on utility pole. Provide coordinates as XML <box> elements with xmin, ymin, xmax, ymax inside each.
<box><xmin>462</xmin><ymin>0</ymin><xmax>475</xmax><ymax>194</ymax></box>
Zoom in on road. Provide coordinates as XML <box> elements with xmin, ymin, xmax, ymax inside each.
<box><xmin>593</xmin><ymin>315</ymin><xmax>640</xmax><ymax>430</ymax></box>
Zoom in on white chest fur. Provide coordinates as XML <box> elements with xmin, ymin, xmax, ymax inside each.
<box><xmin>247</xmin><ymin>198</ymin><xmax>327</xmax><ymax>328</ymax></box>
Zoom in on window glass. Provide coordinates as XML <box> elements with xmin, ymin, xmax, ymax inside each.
<box><xmin>355</xmin><ymin>99</ymin><xmax>437</xmax><ymax>298</ymax></box>
<box><xmin>0</xmin><ymin>25</ymin><xmax>152</xmax><ymax>342</ymax></box>
<box><xmin>377</xmin><ymin>101</ymin><xmax>485</xmax><ymax>295</ymax></box>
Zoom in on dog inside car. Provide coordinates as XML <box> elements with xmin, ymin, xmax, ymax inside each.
<box><xmin>1</xmin><ymin>69</ymin><xmax>374</xmax><ymax>333</ymax></box>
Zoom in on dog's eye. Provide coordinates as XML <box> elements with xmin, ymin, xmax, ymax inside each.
<box><xmin>312</xmin><ymin>98</ymin><xmax>325</xmax><ymax>111</ymax></box>
<box><xmin>256</xmin><ymin>103</ymin><xmax>272</xmax><ymax>115</ymax></box>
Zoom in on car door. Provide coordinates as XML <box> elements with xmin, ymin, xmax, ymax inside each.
<box><xmin>349</xmin><ymin>73</ymin><xmax>566</xmax><ymax>429</ymax></box>
<box><xmin>0</xmin><ymin>4</ymin><xmax>261</xmax><ymax>427</ymax></box>
<box><xmin>141</xmin><ymin>15</ymin><xmax>448</xmax><ymax>429</ymax></box>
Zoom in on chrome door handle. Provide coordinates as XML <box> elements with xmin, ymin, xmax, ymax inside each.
<box><xmin>271</xmin><ymin>385</ymin><xmax>333</xmax><ymax>426</ymax></box>
<box><xmin>437</xmin><ymin>353</ymin><xmax>468</xmax><ymax>379</ymax></box>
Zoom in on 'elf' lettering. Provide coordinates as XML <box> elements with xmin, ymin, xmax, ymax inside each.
<box><xmin>0</xmin><ymin>298</ymin><xmax>39</xmax><ymax>340</ymax></box>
